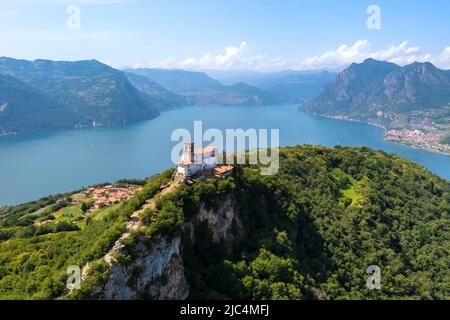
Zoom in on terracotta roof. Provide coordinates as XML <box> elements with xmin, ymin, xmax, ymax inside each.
<box><xmin>195</xmin><ymin>146</ymin><xmax>217</xmax><ymax>154</ymax></box>
<box><xmin>214</xmin><ymin>165</ymin><xmax>234</xmax><ymax>174</ymax></box>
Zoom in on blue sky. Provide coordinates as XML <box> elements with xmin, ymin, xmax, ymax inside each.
<box><xmin>0</xmin><ymin>0</ymin><xmax>449</xmax><ymax>71</ymax></box>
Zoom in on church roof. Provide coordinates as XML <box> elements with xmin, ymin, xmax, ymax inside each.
<box><xmin>194</xmin><ymin>146</ymin><xmax>217</xmax><ymax>154</ymax></box>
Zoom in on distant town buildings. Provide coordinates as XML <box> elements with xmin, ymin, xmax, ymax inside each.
<box><xmin>90</xmin><ymin>185</ymin><xmax>141</xmax><ymax>209</ymax></box>
<box><xmin>385</xmin><ymin>128</ymin><xmax>450</xmax><ymax>154</ymax></box>
<box><xmin>72</xmin><ymin>185</ymin><xmax>142</xmax><ymax>210</ymax></box>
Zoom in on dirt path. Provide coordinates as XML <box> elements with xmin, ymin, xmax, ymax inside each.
<box><xmin>145</xmin><ymin>181</ymin><xmax>180</xmax><ymax>211</ymax></box>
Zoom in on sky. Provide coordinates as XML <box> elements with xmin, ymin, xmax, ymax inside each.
<box><xmin>0</xmin><ymin>0</ymin><xmax>449</xmax><ymax>72</ymax></box>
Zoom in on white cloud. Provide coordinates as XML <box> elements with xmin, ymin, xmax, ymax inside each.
<box><xmin>179</xmin><ymin>41</ymin><xmax>250</xmax><ymax>69</ymax></box>
<box><xmin>434</xmin><ymin>47</ymin><xmax>450</xmax><ymax>70</ymax></box>
<box><xmin>136</xmin><ymin>40</ymin><xmax>450</xmax><ymax>72</ymax></box>
<box><xmin>296</xmin><ymin>40</ymin><xmax>432</xmax><ymax>70</ymax></box>
<box><xmin>215</xmin><ymin>41</ymin><xmax>248</xmax><ymax>66</ymax></box>
<box><xmin>139</xmin><ymin>41</ymin><xmax>289</xmax><ymax>72</ymax></box>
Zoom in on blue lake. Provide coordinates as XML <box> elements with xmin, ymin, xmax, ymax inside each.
<box><xmin>0</xmin><ymin>105</ymin><xmax>449</xmax><ymax>205</ymax></box>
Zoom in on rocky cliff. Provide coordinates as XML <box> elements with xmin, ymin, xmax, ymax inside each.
<box><xmin>301</xmin><ymin>58</ymin><xmax>450</xmax><ymax>125</ymax></box>
<box><xmin>98</xmin><ymin>236</ymin><xmax>188</xmax><ymax>300</ymax></box>
<box><xmin>191</xmin><ymin>196</ymin><xmax>244</xmax><ymax>244</ymax></box>
<box><xmin>85</xmin><ymin>194</ymin><xmax>243</xmax><ymax>300</ymax></box>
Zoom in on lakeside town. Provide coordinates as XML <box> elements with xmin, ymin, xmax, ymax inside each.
<box><xmin>385</xmin><ymin>128</ymin><xmax>450</xmax><ymax>154</ymax></box>
<box><xmin>321</xmin><ymin>109</ymin><xmax>450</xmax><ymax>156</ymax></box>
<box><xmin>383</xmin><ymin>107</ymin><xmax>450</xmax><ymax>155</ymax></box>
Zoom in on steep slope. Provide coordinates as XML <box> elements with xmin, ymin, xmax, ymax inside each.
<box><xmin>0</xmin><ymin>74</ymin><xmax>76</xmax><ymax>135</ymax></box>
<box><xmin>301</xmin><ymin>58</ymin><xmax>450</xmax><ymax>123</ymax></box>
<box><xmin>301</xmin><ymin>59</ymin><xmax>450</xmax><ymax>154</ymax></box>
<box><xmin>124</xmin><ymin>72</ymin><xmax>187</xmax><ymax>111</ymax></box>
<box><xmin>0</xmin><ymin>146</ymin><xmax>449</xmax><ymax>300</ymax></box>
<box><xmin>0</xmin><ymin>57</ymin><xmax>160</xmax><ymax>128</ymax></box>
<box><xmin>383</xmin><ymin>62</ymin><xmax>450</xmax><ymax>110</ymax></box>
<box><xmin>301</xmin><ymin>59</ymin><xmax>400</xmax><ymax>118</ymax></box>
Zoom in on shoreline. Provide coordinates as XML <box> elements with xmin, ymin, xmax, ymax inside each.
<box><xmin>311</xmin><ymin>113</ymin><xmax>450</xmax><ymax>156</ymax></box>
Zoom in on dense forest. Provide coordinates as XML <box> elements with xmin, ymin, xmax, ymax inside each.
<box><xmin>0</xmin><ymin>146</ymin><xmax>448</xmax><ymax>299</ymax></box>
<box><xmin>175</xmin><ymin>146</ymin><xmax>450</xmax><ymax>299</ymax></box>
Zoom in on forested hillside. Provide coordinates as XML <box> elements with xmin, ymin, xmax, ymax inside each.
<box><xmin>0</xmin><ymin>57</ymin><xmax>160</xmax><ymax>134</ymax></box>
<box><xmin>180</xmin><ymin>146</ymin><xmax>450</xmax><ymax>299</ymax></box>
<box><xmin>0</xmin><ymin>74</ymin><xmax>76</xmax><ymax>135</ymax></box>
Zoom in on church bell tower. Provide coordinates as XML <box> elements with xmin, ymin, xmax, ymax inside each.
<box><xmin>183</xmin><ymin>141</ymin><xmax>194</xmax><ymax>163</ymax></box>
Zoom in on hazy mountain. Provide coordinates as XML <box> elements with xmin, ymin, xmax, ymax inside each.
<box><xmin>124</xmin><ymin>72</ymin><xmax>187</xmax><ymax>111</ymax></box>
<box><xmin>124</xmin><ymin>68</ymin><xmax>222</xmax><ymax>93</ymax></box>
<box><xmin>205</xmin><ymin>70</ymin><xmax>273</xmax><ymax>86</ymax></box>
<box><xmin>0</xmin><ymin>57</ymin><xmax>160</xmax><ymax>131</ymax></box>
<box><xmin>301</xmin><ymin>59</ymin><xmax>450</xmax><ymax>125</ymax></box>
<box><xmin>208</xmin><ymin>70</ymin><xmax>337</xmax><ymax>104</ymax></box>
<box><xmin>181</xmin><ymin>82</ymin><xmax>281</xmax><ymax>106</ymax></box>
<box><xmin>257</xmin><ymin>71</ymin><xmax>337</xmax><ymax>104</ymax></box>
<box><xmin>0</xmin><ymin>74</ymin><xmax>76</xmax><ymax>135</ymax></box>
<box><xmin>126</xmin><ymin>68</ymin><xmax>281</xmax><ymax>106</ymax></box>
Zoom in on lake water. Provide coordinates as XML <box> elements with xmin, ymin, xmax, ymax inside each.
<box><xmin>0</xmin><ymin>105</ymin><xmax>449</xmax><ymax>205</ymax></box>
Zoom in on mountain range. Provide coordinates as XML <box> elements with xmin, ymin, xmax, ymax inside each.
<box><xmin>1</xmin><ymin>58</ymin><xmax>335</xmax><ymax>135</ymax></box>
<box><xmin>123</xmin><ymin>72</ymin><xmax>188</xmax><ymax>111</ymax></box>
<box><xmin>301</xmin><ymin>58</ymin><xmax>450</xmax><ymax>127</ymax></box>
<box><xmin>124</xmin><ymin>68</ymin><xmax>222</xmax><ymax>92</ymax></box>
<box><xmin>0</xmin><ymin>57</ymin><xmax>160</xmax><ymax>135</ymax></box>
<box><xmin>3</xmin><ymin>56</ymin><xmax>450</xmax><ymax>138</ymax></box>
<box><xmin>209</xmin><ymin>70</ymin><xmax>337</xmax><ymax>104</ymax></box>
<box><xmin>124</xmin><ymin>68</ymin><xmax>281</xmax><ymax>106</ymax></box>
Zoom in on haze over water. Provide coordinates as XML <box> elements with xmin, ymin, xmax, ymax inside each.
<box><xmin>0</xmin><ymin>105</ymin><xmax>449</xmax><ymax>205</ymax></box>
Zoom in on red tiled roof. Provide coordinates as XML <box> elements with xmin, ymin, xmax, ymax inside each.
<box><xmin>214</xmin><ymin>165</ymin><xmax>234</xmax><ymax>174</ymax></box>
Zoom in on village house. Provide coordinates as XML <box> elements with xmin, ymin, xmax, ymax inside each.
<box><xmin>89</xmin><ymin>185</ymin><xmax>142</xmax><ymax>210</ymax></box>
<box><xmin>214</xmin><ymin>165</ymin><xmax>235</xmax><ymax>178</ymax></box>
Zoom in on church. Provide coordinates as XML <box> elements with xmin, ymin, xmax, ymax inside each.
<box><xmin>176</xmin><ymin>141</ymin><xmax>218</xmax><ymax>178</ymax></box>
